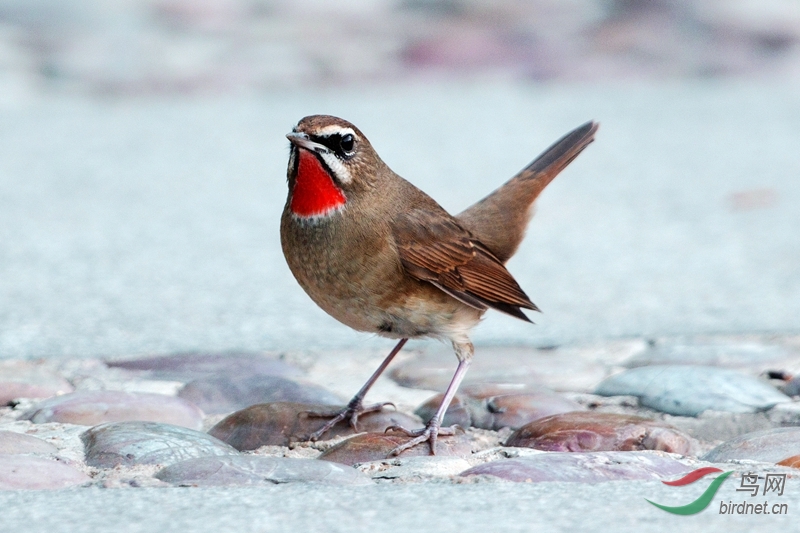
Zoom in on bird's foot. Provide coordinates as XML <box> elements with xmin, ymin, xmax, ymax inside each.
<box><xmin>302</xmin><ymin>401</ymin><xmax>395</xmax><ymax>441</ymax></box>
<box><xmin>385</xmin><ymin>420</ymin><xmax>459</xmax><ymax>456</ymax></box>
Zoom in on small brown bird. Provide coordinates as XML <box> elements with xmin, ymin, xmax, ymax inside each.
<box><xmin>280</xmin><ymin>115</ymin><xmax>598</xmax><ymax>455</ymax></box>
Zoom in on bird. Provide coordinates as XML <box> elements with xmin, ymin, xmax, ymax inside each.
<box><xmin>280</xmin><ymin>115</ymin><xmax>598</xmax><ymax>455</ymax></box>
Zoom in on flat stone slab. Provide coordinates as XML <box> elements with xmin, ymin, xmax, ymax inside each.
<box><xmin>82</xmin><ymin>421</ymin><xmax>238</xmax><ymax>468</ymax></box>
<box><xmin>318</xmin><ymin>432</ymin><xmax>473</xmax><ymax>466</ymax></box>
<box><xmin>702</xmin><ymin>427</ymin><xmax>800</xmax><ymax>464</ymax></box>
<box><xmin>356</xmin><ymin>456</ymin><xmax>473</xmax><ymax>480</ymax></box>
<box><xmin>155</xmin><ymin>455</ymin><xmax>372</xmax><ymax>486</ymax></box>
<box><xmin>0</xmin><ymin>431</ymin><xmax>58</xmax><ymax>455</ymax></box>
<box><xmin>416</xmin><ymin>384</ymin><xmax>583</xmax><ymax>430</ymax></box>
<box><xmin>22</xmin><ymin>390</ymin><xmax>205</xmax><ymax>429</ymax></box>
<box><xmin>0</xmin><ymin>361</ymin><xmax>74</xmax><ymax>403</ymax></box>
<box><xmin>178</xmin><ymin>374</ymin><xmax>341</xmax><ymax>415</ymax></box>
<box><xmin>624</xmin><ymin>341</ymin><xmax>800</xmax><ymax>373</ymax></box>
<box><xmin>106</xmin><ymin>352</ymin><xmax>303</xmax><ymax>381</ymax></box>
<box><xmin>505</xmin><ymin>411</ymin><xmax>695</xmax><ymax>454</ymax></box>
<box><xmin>595</xmin><ymin>365</ymin><xmax>790</xmax><ymax>416</ymax></box>
<box><xmin>208</xmin><ymin>402</ymin><xmax>422</xmax><ymax>450</ymax></box>
<box><xmin>460</xmin><ymin>451</ymin><xmax>691</xmax><ymax>483</ymax></box>
<box><xmin>390</xmin><ymin>345</ymin><xmax>627</xmax><ymax>393</ymax></box>
<box><xmin>0</xmin><ymin>455</ymin><xmax>91</xmax><ymax>490</ymax></box>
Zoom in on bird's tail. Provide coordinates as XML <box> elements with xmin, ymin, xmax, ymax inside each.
<box><xmin>456</xmin><ymin>121</ymin><xmax>599</xmax><ymax>263</ymax></box>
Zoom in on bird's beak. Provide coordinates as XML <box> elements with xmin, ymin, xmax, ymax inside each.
<box><xmin>286</xmin><ymin>132</ymin><xmax>330</xmax><ymax>154</ymax></box>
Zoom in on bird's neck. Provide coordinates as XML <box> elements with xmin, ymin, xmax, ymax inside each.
<box><xmin>290</xmin><ymin>149</ymin><xmax>347</xmax><ymax>218</ymax></box>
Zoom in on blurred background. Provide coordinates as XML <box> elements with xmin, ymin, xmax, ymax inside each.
<box><xmin>1</xmin><ymin>0</ymin><xmax>799</xmax><ymax>359</ymax></box>
<box><xmin>1</xmin><ymin>0</ymin><xmax>799</xmax><ymax>102</ymax></box>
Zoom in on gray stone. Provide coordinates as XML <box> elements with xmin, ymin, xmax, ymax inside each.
<box><xmin>0</xmin><ymin>455</ymin><xmax>91</xmax><ymax>490</ymax></box>
<box><xmin>767</xmin><ymin>401</ymin><xmax>800</xmax><ymax>426</ymax></box>
<box><xmin>22</xmin><ymin>390</ymin><xmax>205</xmax><ymax>429</ymax></box>
<box><xmin>595</xmin><ymin>365</ymin><xmax>790</xmax><ymax>416</ymax></box>
<box><xmin>156</xmin><ymin>455</ymin><xmax>372</xmax><ymax>486</ymax></box>
<box><xmin>460</xmin><ymin>451</ymin><xmax>691</xmax><ymax>482</ymax></box>
<box><xmin>784</xmin><ymin>376</ymin><xmax>800</xmax><ymax>397</ymax></box>
<box><xmin>667</xmin><ymin>411</ymin><xmax>777</xmax><ymax>443</ymax></box>
<box><xmin>178</xmin><ymin>374</ymin><xmax>341</xmax><ymax>415</ymax></box>
<box><xmin>0</xmin><ymin>431</ymin><xmax>58</xmax><ymax>455</ymax></box>
<box><xmin>624</xmin><ymin>341</ymin><xmax>798</xmax><ymax>372</ymax></box>
<box><xmin>82</xmin><ymin>421</ymin><xmax>238</xmax><ymax>468</ymax></box>
<box><xmin>390</xmin><ymin>345</ymin><xmax>619</xmax><ymax>393</ymax></box>
<box><xmin>107</xmin><ymin>352</ymin><xmax>303</xmax><ymax>381</ymax></box>
<box><xmin>702</xmin><ymin>427</ymin><xmax>800</xmax><ymax>464</ymax></box>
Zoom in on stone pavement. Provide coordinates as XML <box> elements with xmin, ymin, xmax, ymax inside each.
<box><xmin>0</xmin><ymin>339</ymin><xmax>798</xmax><ymax>533</ymax></box>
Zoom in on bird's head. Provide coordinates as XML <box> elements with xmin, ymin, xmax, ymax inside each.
<box><xmin>285</xmin><ymin>115</ymin><xmax>384</xmax><ymax>219</ymax></box>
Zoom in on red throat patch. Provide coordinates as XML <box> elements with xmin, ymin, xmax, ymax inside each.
<box><xmin>290</xmin><ymin>149</ymin><xmax>347</xmax><ymax>217</ymax></box>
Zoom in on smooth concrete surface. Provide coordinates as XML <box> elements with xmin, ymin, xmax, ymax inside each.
<box><xmin>2</xmin><ymin>82</ymin><xmax>799</xmax><ymax>359</ymax></box>
<box><xmin>0</xmin><ymin>479</ymin><xmax>796</xmax><ymax>533</ymax></box>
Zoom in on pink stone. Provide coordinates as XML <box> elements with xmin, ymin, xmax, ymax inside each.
<box><xmin>506</xmin><ymin>411</ymin><xmax>695</xmax><ymax>454</ymax></box>
<box><xmin>0</xmin><ymin>361</ymin><xmax>73</xmax><ymax>403</ymax></box>
<box><xmin>22</xmin><ymin>390</ymin><xmax>204</xmax><ymax>429</ymax></box>
<box><xmin>0</xmin><ymin>431</ymin><xmax>58</xmax><ymax>455</ymax></box>
<box><xmin>0</xmin><ymin>455</ymin><xmax>91</xmax><ymax>490</ymax></box>
<box><xmin>460</xmin><ymin>451</ymin><xmax>691</xmax><ymax>483</ymax></box>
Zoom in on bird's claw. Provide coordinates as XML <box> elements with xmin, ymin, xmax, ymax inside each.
<box><xmin>384</xmin><ymin>422</ymin><xmax>460</xmax><ymax>456</ymax></box>
<box><xmin>302</xmin><ymin>401</ymin><xmax>396</xmax><ymax>441</ymax></box>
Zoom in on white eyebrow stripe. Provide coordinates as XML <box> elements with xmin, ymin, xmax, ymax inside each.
<box><xmin>318</xmin><ymin>151</ymin><xmax>352</xmax><ymax>184</ymax></box>
<box><xmin>316</xmin><ymin>125</ymin><xmax>357</xmax><ymax>138</ymax></box>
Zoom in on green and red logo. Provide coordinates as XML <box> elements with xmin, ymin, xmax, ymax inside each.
<box><xmin>647</xmin><ymin>467</ymin><xmax>733</xmax><ymax>515</ymax></box>
<box><xmin>648</xmin><ymin>467</ymin><xmax>789</xmax><ymax>516</ymax></box>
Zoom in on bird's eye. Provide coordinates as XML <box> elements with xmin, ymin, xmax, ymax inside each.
<box><xmin>340</xmin><ymin>134</ymin><xmax>355</xmax><ymax>154</ymax></box>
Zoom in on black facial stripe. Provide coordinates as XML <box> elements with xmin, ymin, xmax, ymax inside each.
<box><xmin>310</xmin><ymin>133</ymin><xmax>355</xmax><ymax>159</ymax></box>
<box><xmin>291</xmin><ymin>146</ymin><xmax>300</xmax><ymax>174</ymax></box>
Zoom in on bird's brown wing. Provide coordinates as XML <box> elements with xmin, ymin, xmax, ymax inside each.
<box><xmin>391</xmin><ymin>209</ymin><xmax>539</xmax><ymax>322</ymax></box>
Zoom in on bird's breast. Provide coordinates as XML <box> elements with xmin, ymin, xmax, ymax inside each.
<box><xmin>279</xmin><ymin>208</ymin><xmax>480</xmax><ymax>339</ymax></box>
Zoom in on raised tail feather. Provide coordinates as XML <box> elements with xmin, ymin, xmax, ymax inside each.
<box><xmin>456</xmin><ymin>121</ymin><xmax>599</xmax><ymax>263</ymax></box>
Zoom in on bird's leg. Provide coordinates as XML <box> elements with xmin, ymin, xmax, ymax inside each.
<box><xmin>386</xmin><ymin>341</ymin><xmax>473</xmax><ymax>456</ymax></box>
<box><xmin>304</xmin><ymin>338</ymin><xmax>408</xmax><ymax>441</ymax></box>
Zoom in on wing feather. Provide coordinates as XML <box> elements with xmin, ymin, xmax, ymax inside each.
<box><xmin>392</xmin><ymin>209</ymin><xmax>538</xmax><ymax>321</ymax></box>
